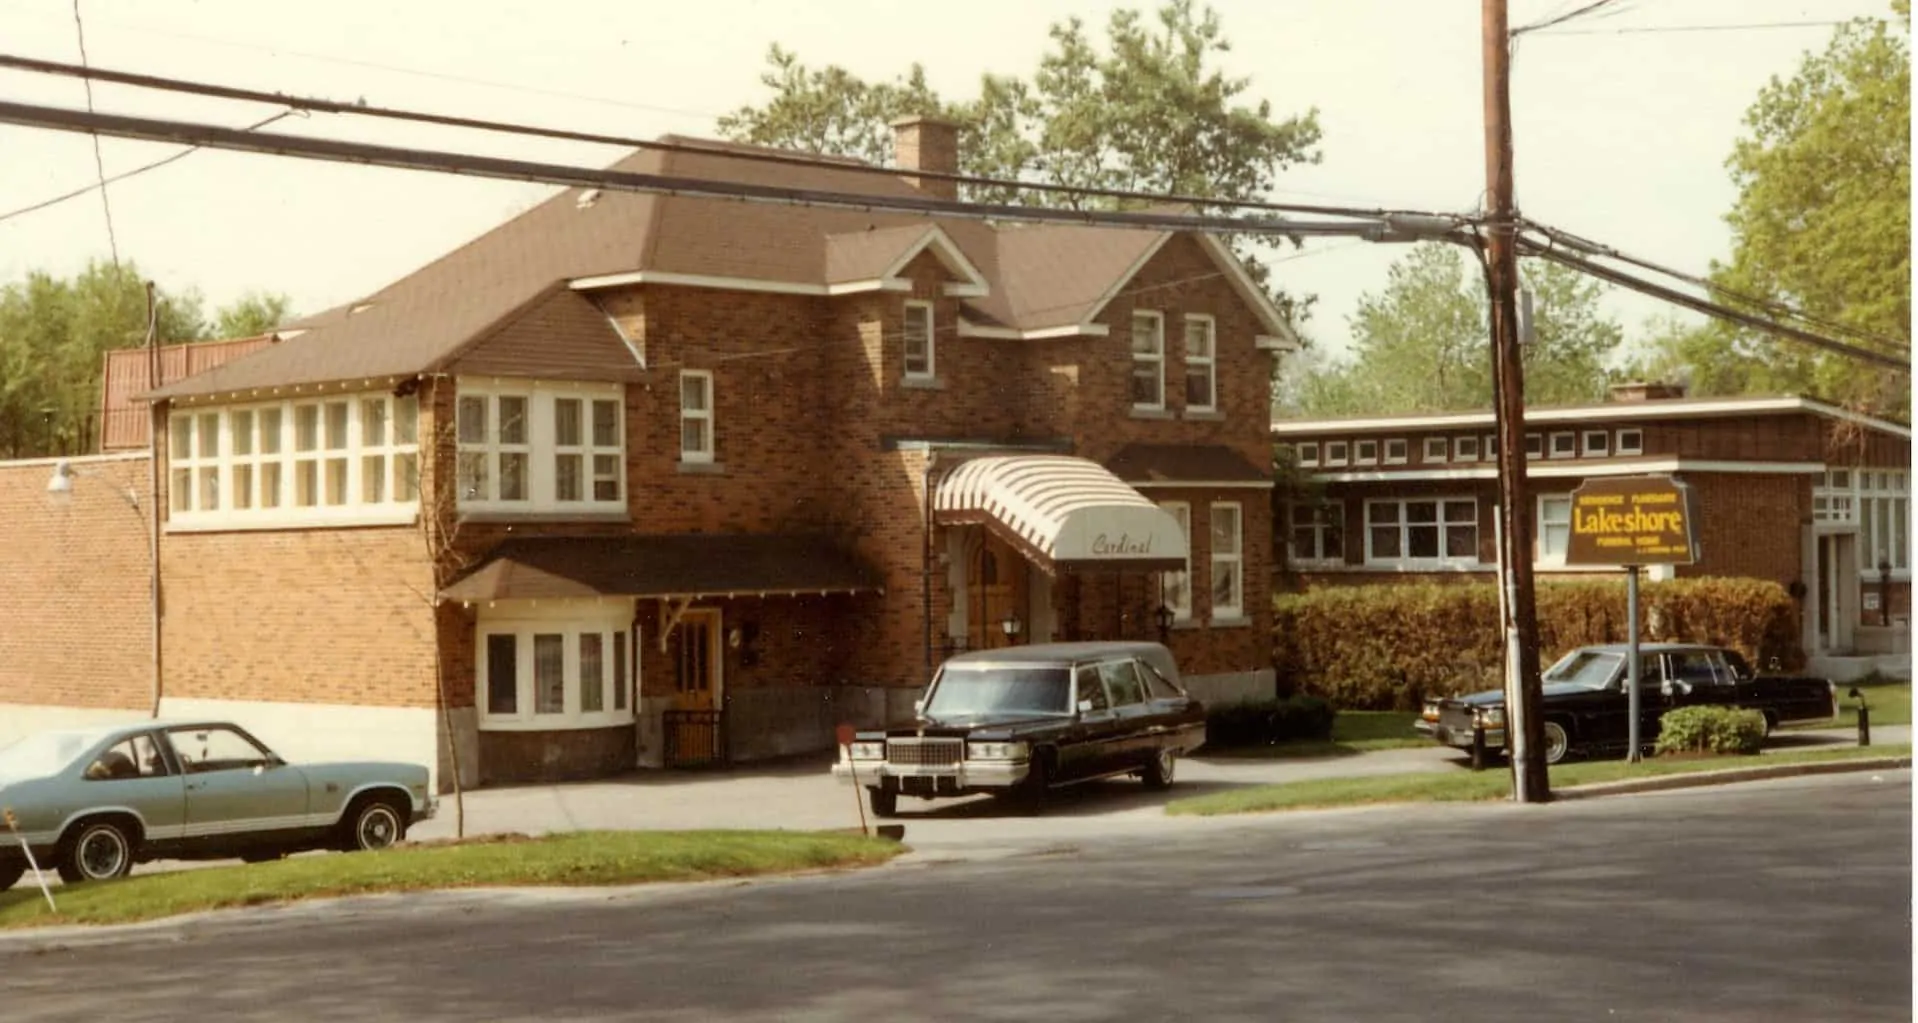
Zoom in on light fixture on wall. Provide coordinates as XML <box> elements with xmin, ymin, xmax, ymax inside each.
<box><xmin>1155</xmin><ymin>604</ymin><xmax>1175</xmax><ymax>644</ymax></box>
<box><xmin>728</xmin><ymin>627</ymin><xmax>744</xmax><ymax>650</ymax></box>
<box><xmin>999</xmin><ymin>611</ymin><xmax>1023</xmax><ymax>640</ymax></box>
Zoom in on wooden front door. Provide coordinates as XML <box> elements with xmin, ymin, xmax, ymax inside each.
<box><xmin>968</xmin><ymin>533</ymin><xmax>1030</xmax><ymax>650</ymax></box>
<box><xmin>667</xmin><ymin>609</ymin><xmax>724</xmax><ymax>765</ymax></box>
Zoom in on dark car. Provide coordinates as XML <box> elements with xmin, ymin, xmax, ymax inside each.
<box><xmin>1416</xmin><ymin>643</ymin><xmax>1839</xmax><ymax>764</ymax></box>
<box><xmin>830</xmin><ymin>641</ymin><xmax>1207</xmax><ymax>817</ymax></box>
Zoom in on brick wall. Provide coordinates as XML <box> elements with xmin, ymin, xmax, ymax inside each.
<box><xmin>1675</xmin><ymin>473</ymin><xmax>1808</xmax><ymax>589</ymax></box>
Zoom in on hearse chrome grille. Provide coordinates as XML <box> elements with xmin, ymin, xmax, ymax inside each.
<box><xmin>886</xmin><ymin>737</ymin><xmax>964</xmax><ymax>767</ymax></box>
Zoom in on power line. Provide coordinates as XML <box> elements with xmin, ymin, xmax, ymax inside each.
<box><xmin>1530</xmin><ymin>19</ymin><xmax>1853</xmax><ymax>36</ymax></box>
<box><xmin>0</xmin><ymin>109</ymin><xmax>299</xmax><ymax>225</ymax></box>
<box><xmin>68</xmin><ymin>0</ymin><xmax>118</xmax><ymax>264</ymax></box>
<box><xmin>1510</xmin><ymin>0</ymin><xmax>1631</xmax><ymax>37</ymax></box>
<box><xmin>0</xmin><ymin>53</ymin><xmax>1446</xmax><ymax>225</ymax></box>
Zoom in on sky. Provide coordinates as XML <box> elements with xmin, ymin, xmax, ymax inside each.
<box><xmin>0</xmin><ymin>0</ymin><xmax>1893</xmax><ymax>358</ymax></box>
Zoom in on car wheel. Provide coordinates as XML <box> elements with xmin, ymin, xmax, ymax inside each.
<box><xmin>868</xmin><ymin>787</ymin><xmax>898</xmax><ymax>819</ymax></box>
<box><xmin>1756</xmin><ymin>712</ymin><xmax>1776</xmax><ymax>741</ymax></box>
<box><xmin>1542</xmin><ymin>720</ymin><xmax>1571</xmax><ymax>765</ymax></box>
<box><xmin>1142</xmin><ymin>748</ymin><xmax>1177</xmax><ymax>790</ymax></box>
<box><xmin>58</xmin><ymin>820</ymin><xmax>136</xmax><ymax>883</ymax></box>
<box><xmin>0</xmin><ymin>860</ymin><xmax>23</xmax><ymax>893</ymax></box>
<box><xmin>340</xmin><ymin>798</ymin><xmax>407</xmax><ymax>852</ymax></box>
<box><xmin>1017</xmin><ymin>752</ymin><xmax>1055</xmax><ymax>815</ymax></box>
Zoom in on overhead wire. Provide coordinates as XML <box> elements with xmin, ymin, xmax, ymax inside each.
<box><xmin>67</xmin><ymin>0</ymin><xmax>118</xmax><ymax>263</ymax></box>
<box><xmin>1529</xmin><ymin>20</ymin><xmax>1854</xmax><ymax>36</ymax></box>
<box><xmin>1510</xmin><ymin>0</ymin><xmax>1632</xmax><ymax>37</ymax></box>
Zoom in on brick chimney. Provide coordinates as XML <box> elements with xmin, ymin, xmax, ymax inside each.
<box><xmin>891</xmin><ymin>115</ymin><xmax>959</xmax><ymax>200</ymax></box>
<box><xmin>1608</xmin><ymin>380</ymin><xmax>1689</xmax><ymax>402</ymax></box>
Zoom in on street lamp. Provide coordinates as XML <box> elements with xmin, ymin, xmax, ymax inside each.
<box><xmin>46</xmin><ymin>459</ymin><xmax>162</xmax><ymax>717</ymax></box>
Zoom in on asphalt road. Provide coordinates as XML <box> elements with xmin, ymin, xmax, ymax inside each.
<box><xmin>4</xmin><ymin>772</ymin><xmax>1909</xmax><ymax>1022</ymax></box>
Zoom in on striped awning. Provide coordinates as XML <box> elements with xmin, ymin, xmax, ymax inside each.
<box><xmin>934</xmin><ymin>455</ymin><xmax>1188</xmax><ymax>572</ymax></box>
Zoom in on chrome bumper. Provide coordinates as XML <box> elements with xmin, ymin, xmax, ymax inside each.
<box><xmin>1417</xmin><ymin>720</ymin><xmax>1507</xmax><ymax>749</ymax></box>
<box><xmin>831</xmin><ymin>759</ymin><xmax>1030</xmax><ymax>789</ymax></box>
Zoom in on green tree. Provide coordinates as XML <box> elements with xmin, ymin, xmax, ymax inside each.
<box><xmin>717</xmin><ymin>0</ymin><xmax>1324</xmax><ymax>325</ymax></box>
<box><xmin>1649</xmin><ymin>5</ymin><xmax>1910</xmax><ymax>414</ymax></box>
<box><xmin>214</xmin><ymin>290</ymin><xmax>294</xmax><ymax>339</ymax></box>
<box><xmin>1283</xmin><ymin>244</ymin><xmax>1620</xmax><ymax>417</ymax></box>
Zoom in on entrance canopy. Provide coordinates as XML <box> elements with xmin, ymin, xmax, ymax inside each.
<box><xmin>934</xmin><ymin>455</ymin><xmax>1188</xmax><ymax>572</ymax></box>
<box><xmin>440</xmin><ymin>534</ymin><xmax>881</xmax><ymax>602</ymax></box>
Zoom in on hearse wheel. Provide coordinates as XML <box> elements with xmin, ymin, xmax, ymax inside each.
<box><xmin>1018</xmin><ymin>753</ymin><xmax>1055</xmax><ymax>815</ymax></box>
<box><xmin>1542</xmin><ymin>720</ymin><xmax>1570</xmax><ymax>765</ymax></box>
<box><xmin>868</xmin><ymin>787</ymin><xmax>899</xmax><ymax>819</ymax></box>
<box><xmin>1142</xmin><ymin>748</ymin><xmax>1177</xmax><ymax>790</ymax></box>
<box><xmin>58</xmin><ymin>819</ymin><xmax>136</xmax><ymax>883</ymax></box>
<box><xmin>0</xmin><ymin>859</ymin><xmax>24</xmax><ymax>893</ymax></box>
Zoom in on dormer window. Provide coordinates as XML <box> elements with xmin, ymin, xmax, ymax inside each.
<box><xmin>903</xmin><ymin>301</ymin><xmax>935</xmax><ymax>380</ymax></box>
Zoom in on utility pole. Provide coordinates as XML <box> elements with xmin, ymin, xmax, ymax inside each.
<box><xmin>1482</xmin><ymin>0</ymin><xmax>1549</xmax><ymax>802</ymax></box>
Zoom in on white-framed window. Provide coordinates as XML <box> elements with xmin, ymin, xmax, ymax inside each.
<box><xmin>1183</xmin><ymin>314</ymin><xmax>1216</xmax><ymax>412</ymax></box>
<box><xmin>1288</xmin><ymin>500</ymin><xmax>1344</xmax><ymax>566</ymax></box>
<box><xmin>1525</xmin><ymin>432</ymin><xmax>1543</xmax><ymax>460</ymax></box>
<box><xmin>1365</xmin><ymin>497</ymin><xmax>1480</xmax><ymax>568</ymax></box>
<box><xmin>1549</xmin><ymin>432</ymin><xmax>1577</xmax><ymax>459</ymax></box>
<box><xmin>478</xmin><ymin>613</ymin><xmax>634</xmax><ymax>730</ymax></box>
<box><xmin>1325</xmin><ymin>440</ymin><xmax>1350</xmax><ymax>467</ymax></box>
<box><xmin>1423</xmin><ymin>437</ymin><xmax>1448</xmax><ymax>463</ymax></box>
<box><xmin>1814</xmin><ymin>469</ymin><xmax>1857</xmax><ymax>523</ymax></box>
<box><xmin>1582</xmin><ymin>430</ymin><xmax>1609</xmax><ymax>457</ymax></box>
<box><xmin>458</xmin><ymin>392</ymin><xmax>530</xmax><ymax>504</ymax></box>
<box><xmin>455</xmin><ymin>379</ymin><xmax>625</xmax><ymax>513</ymax></box>
<box><xmin>1159</xmin><ymin>501</ymin><xmax>1192</xmax><ymax>621</ymax></box>
<box><xmin>1453</xmin><ymin>435</ymin><xmax>1480</xmax><ymax>462</ymax></box>
<box><xmin>1615</xmin><ymin>428</ymin><xmax>1644</xmax><ymax>456</ymax></box>
<box><xmin>554</xmin><ymin>396</ymin><xmax>625</xmax><ymax>504</ymax></box>
<box><xmin>1296</xmin><ymin>441</ymin><xmax>1321</xmax><ymax>468</ymax></box>
<box><xmin>166</xmin><ymin>392</ymin><xmax>421</xmax><ymax>528</ymax></box>
<box><xmin>1384</xmin><ymin>439</ymin><xmax>1409</xmax><ymax>465</ymax></box>
<box><xmin>1209</xmin><ymin>502</ymin><xmax>1244</xmax><ymax>619</ymax></box>
<box><xmin>1537</xmin><ymin>494</ymin><xmax>1572</xmax><ymax>564</ymax></box>
<box><xmin>903</xmin><ymin>300</ymin><xmax>935</xmax><ymax>380</ymax></box>
<box><xmin>1354</xmin><ymin>439</ymin><xmax>1378</xmax><ymax>466</ymax></box>
<box><xmin>1484</xmin><ymin>434</ymin><xmax>1498</xmax><ymax>461</ymax></box>
<box><xmin>1823</xmin><ymin>469</ymin><xmax>1911</xmax><ymax>573</ymax></box>
<box><xmin>1130</xmin><ymin>311</ymin><xmax>1165</xmax><ymax>410</ymax></box>
<box><xmin>679</xmin><ymin>370</ymin><xmax>715</xmax><ymax>464</ymax></box>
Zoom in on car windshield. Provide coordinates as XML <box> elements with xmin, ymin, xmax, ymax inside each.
<box><xmin>1542</xmin><ymin>650</ymin><xmax>1624</xmax><ymax>689</ymax></box>
<box><xmin>924</xmin><ymin>665</ymin><xmax>1072</xmax><ymax>717</ymax></box>
<box><xmin>0</xmin><ymin>730</ymin><xmax>95</xmax><ymax>781</ymax></box>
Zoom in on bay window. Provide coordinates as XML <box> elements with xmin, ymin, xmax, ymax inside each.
<box><xmin>478</xmin><ymin>612</ymin><xmax>635</xmax><ymax>730</ymax></box>
<box><xmin>457</xmin><ymin>379</ymin><xmax>626</xmax><ymax>513</ymax></box>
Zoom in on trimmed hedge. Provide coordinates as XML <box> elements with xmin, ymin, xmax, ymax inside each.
<box><xmin>1654</xmin><ymin>706</ymin><xmax>1767</xmax><ymax>756</ymax></box>
<box><xmin>1205</xmin><ymin>695</ymin><xmax>1337</xmax><ymax>748</ymax></box>
<box><xmin>1274</xmin><ymin>577</ymin><xmax>1801</xmax><ymax>712</ymax></box>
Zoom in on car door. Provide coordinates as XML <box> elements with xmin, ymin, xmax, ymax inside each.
<box><xmin>1140</xmin><ymin>658</ymin><xmax>1201</xmax><ymax>752</ymax></box>
<box><xmin>165</xmin><ymin>725</ymin><xmax>312</xmax><ymax>849</ymax></box>
<box><xmin>1059</xmin><ymin>664</ymin><xmax>1119</xmax><ymax>782</ymax></box>
<box><xmin>1098</xmin><ymin>659</ymin><xmax>1155</xmax><ymax>773</ymax></box>
<box><xmin>76</xmin><ymin>731</ymin><xmax>188</xmax><ymax>848</ymax></box>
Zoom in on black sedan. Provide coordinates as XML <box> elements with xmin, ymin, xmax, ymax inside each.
<box><xmin>831</xmin><ymin>641</ymin><xmax>1207</xmax><ymax>817</ymax></box>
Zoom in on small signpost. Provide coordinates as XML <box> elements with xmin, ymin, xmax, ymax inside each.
<box><xmin>1563</xmin><ymin>475</ymin><xmax>1700</xmax><ymax>762</ymax></box>
<box><xmin>3</xmin><ymin>807</ymin><xmax>57</xmax><ymax>912</ymax></box>
<box><xmin>835</xmin><ymin>723</ymin><xmax>870</xmax><ymax>838</ymax></box>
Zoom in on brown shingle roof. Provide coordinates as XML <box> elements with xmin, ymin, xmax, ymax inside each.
<box><xmin>438</xmin><ymin>533</ymin><xmax>884</xmax><ymax>602</ymax></box>
<box><xmin>1105</xmin><ymin>443</ymin><xmax>1272</xmax><ymax>484</ymax></box>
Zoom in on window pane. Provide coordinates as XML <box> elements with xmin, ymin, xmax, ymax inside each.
<box><xmin>681</xmin><ymin>374</ymin><xmax>708</xmax><ymax>412</ymax></box>
<box><xmin>170</xmin><ymin>468</ymin><xmax>192</xmax><ymax>512</ymax></box>
<box><xmin>1131</xmin><ymin>365</ymin><xmax>1161</xmax><ymax>406</ymax></box>
<box><xmin>593</xmin><ymin>454</ymin><xmax>621</xmax><ymax>501</ymax></box>
<box><xmin>555</xmin><ymin>398</ymin><xmax>583</xmax><ymax>447</ymax></box>
<box><xmin>1446</xmin><ymin>525</ymin><xmax>1476</xmax><ymax>558</ymax></box>
<box><xmin>1325</xmin><ymin>520</ymin><xmax>1344</xmax><ymax>559</ymax></box>
<box><xmin>170</xmin><ymin>416</ymin><xmax>192</xmax><ymax>458</ymax></box>
<box><xmin>556</xmin><ymin>453</ymin><xmax>583</xmax><ymax>501</ymax></box>
<box><xmin>613</xmin><ymin>635</ymin><xmax>628</xmax><ymax>711</ymax></box>
<box><xmin>579</xmin><ymin>634</ymin><xmax>605</xmax><ymax>713</ymax></box>
<box><xmin>1408</xmin><ymin>524</ymin><xmax>1439</xmax><ymax>558</ymax></box>
<box><xmin>592</xmin><ymin>400</ymin><xmax>619</xmax><ymax>447</ymax></box>
<box><xmin>259</xmin><ymin>407</ymin><xmax>283</xmax><ymax>454</ymax></box>
<box><xmin>904</xmin><ymin>305</ymin><xmax>932</xmax><ymax>375</ymax></box>
<box><xmin>486</xmin><ymin>634</ymin><xmax>518</xmax><ymax>716</ymax></box>
<box><xmin>498</xmin><ymin>452</ymin><xmax>528</xmax><ymax>501</ymax></box>
<box><xmin>394</xmin><ymin>395</ymin><xmax>418</xmax><ymax>445</ymax></box>
<box><xmin>324</xmin><ymin>402</ymin><xmax>349</xmax><ymax>451</ymax></box>
<box><xmin>1211</xmin><ymin>562</ymin><xmax>1240</xmax><ymax>611</ymax></box>
<box><xmin>1211</xmin><ymin>506</ymin><xmax>1241</xmax><ymax>555</ymax></box>
<box><xmin>1407</xmin><ymin>501</ymin><xmax>1439</xmax><ymax>524</ymax></box>
<box><xmin>195</xmin><ymin>413</ymin><xmax>219</xmax><ymax>458</ymax></box>
<box><xmin>260</xmin><ymin>462</ymin><xmax>282</xmax><ymax>508</ymax></box>
<box><xmin>498</xmin><ymin>396</ymin><xmax>528</xmax><ymax>445</ymax></box>
<box><xmin>1370</xmin><ymin>526</ymin><xmax>1401</xmax><ymax>559</ymax></box>
<box><xmin>360</xmin><ymin>398</ymin><xmax>388</xmax><ymax>447</ymax></box>
<box><xmin>198</xmin><ymin>467</ymin><xmax>220</xmax><ymax>511</ymax></box>
<box><xmin>457</xmin><ymin>396</ymin><xmax>487</xmax><ymax>444</ymax></box>
<box><xmin>1896</xmin><ymin>498</ymin><xmax>1909</xmax><ymax>569</ymax></box>
<box><xmin>232</xmin><ymin>409</ymin><xmax>254</xmax><ymax>456</ymax></box>
<box><xmin>1185</xmin><ymin>367</ymin><xmax>1213</xmax><ymax>408</ymax></box>
<box><xmin>1184</xmin><ymin>318</ymin><xmax>1213</xmax><ymax>358</ymax></box>
<box><xmin>681</xmin><ymin>419</ymin><xmax>709</xmax><ymax>456</ymax></box>
<box><xmin>1369</xmin><ymin>503</ymin><xmax>1401</xmax><ymax>525</ymax></box>
<box><xmin>362</xmin><ymin>455</ymin><xmax>387</xmax><ymax>504</ymax></box>
<box><xmin>392</xmin><ymin>452</ymin><xmax>419</xmax><ymax>503</ymax></box>
<box><xmin>295</xmin><ymin>405</ymin><xmax>320</xmax><ymax>452</ymax></box>
<box><xmin>457</xmin><ymin>451</ymin><xmax>488</xmax><ymax>500</ymax></box>
<box><xmin>233</xmin><ymin>464</ymin><xmax>253</xmax><ymax>510</ymax></box>
<box><xmin>534</xmin><ymin>634</ymin><xmax>565</xmax><ymax>714</ymax></box>
<box><xmin>1444</xmin><ymin>501</ymin><xmax>1476</xmax><ymax>524</ymax></box>
<box><xmin>324</xmin><ymin>458</ymin><xmax>348</xmax><ymax>506</ymax></box>
<box><xmin>1130</xmin><ymin>314</ymin><xmax>1161</xmax><ymax>355</ymax></box>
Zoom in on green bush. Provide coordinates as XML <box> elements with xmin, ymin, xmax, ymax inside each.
<box><xmin>1273</xmin><ymin>577</ymin><xmax>1801</xmax><ymax>711</ymax></box>
<box><xmin>1653</xmin><ymin>706</ymin><xmax>1767</xmax><ymax>756</ymax></box>
<box><xmin>1205</xmin><ymin>695</ymin><xmax>1337</xmax><ymax>747</ymax></box>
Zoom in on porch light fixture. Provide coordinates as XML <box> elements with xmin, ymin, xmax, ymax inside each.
<box><xmin>1155</xmin><ymin>604</ymin><xmax>1175</xmax><ymax>643</ymax></box>
<box><xmin>999</xmin><ymin>611</ymin><xmax>1023</xmax><ymax>639</ymax></box>
<box><xmin>45</xmin><ymin>458</ymin><xmax>162</xmax><ymax>718</ymax></box>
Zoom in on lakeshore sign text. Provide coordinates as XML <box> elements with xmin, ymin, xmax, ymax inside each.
<box><xmin>1564</xmin><ymin>475</ymin><xmax>1699</xmax><ymax>566</ymax></box>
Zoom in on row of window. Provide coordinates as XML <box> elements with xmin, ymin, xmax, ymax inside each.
<box><xmin>481</xmin><ymin>626</ymin><xmax>632</xmax><ymax>727</ymax></box>
<box><xmin>1288</xmin><ymin>428</ymin><xmax>1646</xmax><ymax>469</ymax></box>
<box><xmin>168</xmin><ymin>393</ymin><xmax>421</xmax><ymax>520</ymax></box>
<box><xmin>1156</xmin><ymin>501</ymin><xmax>1244</xmax><ymax>621</ymax></box>
<box><xmin>1815</xmin><ymin>469</ymin><xmax>1911</xmax><ymax>573</ymax></box>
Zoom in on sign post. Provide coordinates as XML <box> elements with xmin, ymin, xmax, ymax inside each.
<box><xmin>1563</xmin><ymin>475</ymin><xmax>1700</xmax><ymax>763</ymax></box>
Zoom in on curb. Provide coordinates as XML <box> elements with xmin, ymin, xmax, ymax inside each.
<box><xmin>1552</xmin><ymin>756</ymin><xmax>1911</xmax><ymax>800</ymax></box>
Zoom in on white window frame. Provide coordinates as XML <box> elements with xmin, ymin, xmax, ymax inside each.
<box><xmin>1582</xmin><ymin>430</ymin><xmax>1609</xmax><ymax>458</ymax></box>
<box><xmin>551</xmin><ymin>395</ymin><xmax>626</xmax><ymax>505</ymax></box>
<box><xmin>1537</xmin><ymin>493</ymin><xmax>1573</xmax><ymax>566</ymax></box>
<box><xmin>1288</xmin><ymin>499</ymin><xmax>1344</xmax><ymax>567</ymax></box>
<box><xmin>1453</xmin><ymin>435</ymin><xmax>1480</xmax><ymax>463</ymax></box>
<box><xmin>1158</xmin><ymin>501</ymin><xmax>1193</xmax><ymax>621</ymax></box>
<box><xmin>1615</xmin><ymin>428</ymin><xmax>1644</xmax><ymax>456</ymax></box>
<box><xmin>1364</xmin><ymin>496</ymin><xmax>1481</xmax><ymax>569</ymax></box>
<box><xmin>1296</xmin><ymin>441</ymin><xmax>1321</xmax><ymax>468</ymax></box>
<box><xmin>1549</xmin><ymin>431</ymin><xmax>1577</xmax><ymax>459</ymax></box>
<box><xmin>1130</xmin><ymin>311</ymin><xmax>1165</xmax><ymax>411</ymax></box>
<box><xmin>1209</xmin><ymin>502</ymin><xmax>1244</xmax><ymax>620</ymax></box>
<box><xmin>1383</xmin><ymin>439</ymin><xmax>1408</xmax><ymax>465</ymax></box>
<box><xmin>1484</xmin><ymin>434</ymin><xmax>1498</xmax><ymax>462</ymax></box>
<box><xmin>1182</xmin><ymin>314</ymin><xmax>1217</xmax><ymax>412</ymax></box>
<box><xmin>1525</xmin><ymin>432</ymin><xmax>1543</xmax><ymax>460</ymax></box>
<box><xmin>165</xmin><ymin>391</ymin><xmax>421</xmax><ymax>530</ymax></box>
<box><xmin>679</xmin><ymin>370</ymin><xmax>715</xmax><ymax>464</ymax></box>
<box><xmin>1423</xmin><ymin>437</ymin><xmax>1449</xmax><ymax>463</ymax></box>
<box><xmin>903</xmin><ymin>300</ymin><xmax>935</xmax><ymax>380</ymax></box>
<box><xmin>1354</xmin><ymin>439</ymin><xmax>1379</xmax><ymax>466</ymax></box>
<box><xmin>1324</xmin><ymin>440</ymin><xmax>1350</xmax><ymax>467</ymax></box>
<box><xmin>1838</xmin><ymin>469</ymin><xmax>1911</xmax><ymax>576</ymax></box>
<box><xmin>476</xmin><ymin>608</ymin><xmax>635</xmax><ymax>731</ymax></box>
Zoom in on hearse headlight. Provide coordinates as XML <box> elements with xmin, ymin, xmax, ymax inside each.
<box><xmin>1475</xmin><ymin>707</ymin><xmax>1506</xmax><ymax>728</ymax></box>
<box><xmin>848</xmin><ymin>742</ymin><xmax>885</xmax><ymax>761</ymax></box>
<box><xmin>1421</xmin><ymin>700</ymin><xmax>1441</xmax><ymax>722</ymax></box>
<box><xmin>966</xmin><ymin>741</ymin><xmax>1029</xmax><ymax>762</ymax></box>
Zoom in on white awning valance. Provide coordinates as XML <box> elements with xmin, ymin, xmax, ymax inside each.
<box><xmin>934</xmin><ymin>455</ymin><xmax>1188</xmax><ymax>571</ymax></box>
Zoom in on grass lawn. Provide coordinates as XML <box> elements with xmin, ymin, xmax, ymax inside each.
<box><xmin>0</xmin><ymin>830</ymin><xmax>902</xmax><ymax>930</ymax></box>
<box><xmin>1199</xmin><ymin>710</ymin><xmax>1428</xmax><ymax>760</ymax></box>
<box><xmin>1790</xmin><ymin>675</ymin><xmax>1911</xmax><ymax>730</ymax></box>
<box><xmin>1166</xmin><ymin>743</ymin><xmax>1910</xmax><ymax>816</ymax></box>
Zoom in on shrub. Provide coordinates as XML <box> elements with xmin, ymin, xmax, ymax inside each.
<box><xmin>1273</xmin><ymin>577</ymin><xmax>1801</xmax><ymax>711</ymax></box>
<box><xmin>1653</xmin><ymin>706</ymin><xmax>1767</xmax><ymax>756</ymax></box>
<box><xmin>1205</xmin><ymin>695</ymin><xmax>1337</xmax><ymax>747</ymax></box>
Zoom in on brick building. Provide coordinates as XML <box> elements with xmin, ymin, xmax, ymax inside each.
<box><xmin>1272</xmin><ymin>384</ymin><xmax>1912</xmax><ymax>665</ymax></box>
<box><xmin>2</xmin><ymin>119</ymin><xmax>1288</xmax><ymax>788</ymax></box>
